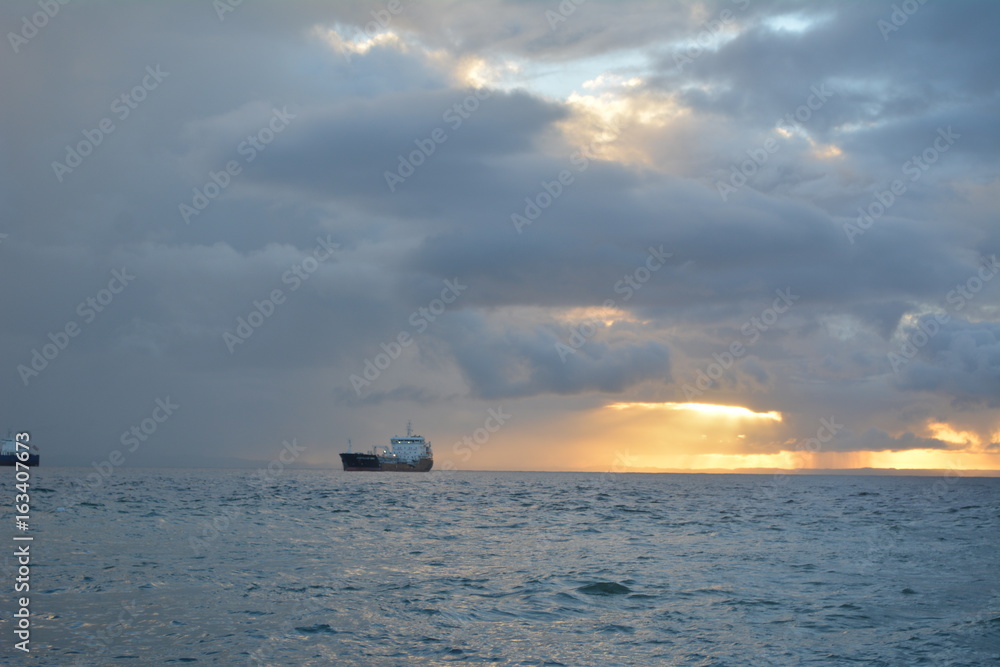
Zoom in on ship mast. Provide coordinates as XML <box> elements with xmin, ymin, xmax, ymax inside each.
<box><xmin>406</xmin><ymin>420</ymin><xmax>412</xmax><ymax>437</ymax></box>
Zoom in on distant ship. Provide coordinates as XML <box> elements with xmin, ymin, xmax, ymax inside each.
<box><xmin>340</xmin><ymin>423</ymin><xmax>433</xmax><ymax>472</ymax></box>
<box><xmin>1</xmin><ymin>435</ymin><xmax>39</xmax><ymax>466</ymax></box>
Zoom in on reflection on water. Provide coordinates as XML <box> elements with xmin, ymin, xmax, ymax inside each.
<box><xmin>4</xmin><ymin>468</ymin><xmax>998</xmax><ymax>665</ymax></box>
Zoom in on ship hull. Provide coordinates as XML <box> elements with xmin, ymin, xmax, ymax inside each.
<box><xmin>339</xmin><ymin>452</ymin><xmax>433</xmax><ymax>472</ymax></box>
<box><xmin>0</xmin><ymin>454</ymin><xmax>39</xmax><ymax>466</ymax></box>
<box><xmin>340</xmin><ymin>453</ymin><xmax>381</xmax><ymax>471</ymax></box>
<box><xmin>379</xmin><ymin>458</ymin><xmax>433</xmax><ymax>472</ymax></box>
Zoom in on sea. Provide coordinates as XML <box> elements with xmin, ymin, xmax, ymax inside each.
<box><xmin>2</xmin><ymin>468</ymin><xmax>999</xmax><ymax>666</ymax></box>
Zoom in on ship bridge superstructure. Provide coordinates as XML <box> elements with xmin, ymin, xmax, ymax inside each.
<box><xmin>384</xmin><ymin>422</ymin><xmax>432</xmax><ymax>464</ymax></box>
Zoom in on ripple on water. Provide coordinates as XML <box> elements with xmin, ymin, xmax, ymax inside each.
<box><xmin>576</xmin><ymin>582</ymin><xmax>632</xmax><ymax>596</ymax></box>
<box><xmin>20</xmin><ymin>468</ymin><xmax>1000</xmax><ymax>666</ymax></box>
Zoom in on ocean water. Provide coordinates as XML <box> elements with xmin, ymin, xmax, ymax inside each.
<box><xmin>3</xmin><ymin>468</ymin><xmax>999</xmax><ymax>666</ymax></box>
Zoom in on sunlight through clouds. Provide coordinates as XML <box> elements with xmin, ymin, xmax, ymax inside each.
<box><xmin>927</xmin><ymin>422</ymin><xmax>982</xmax><ymax>448</ymax></box>
<box><xmin>313</xmin><ymin>24</ymin><xmax>408</xmax><ymax>59</ymax></box>
<box><xmin>606</xmin><ymin>402</ymin><xmax>783</xmax><ymax>421</ymax></box>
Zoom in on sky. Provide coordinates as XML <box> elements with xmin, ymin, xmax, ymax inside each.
<box><xmin>2</xmin><ymin>0</ymin><xmax>999</xmax><ymax>472</ymax></box>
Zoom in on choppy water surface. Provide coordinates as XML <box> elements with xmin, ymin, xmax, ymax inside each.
<box><xmin>3</xmin><ymin>469</ymin><xmax>999</xmax><ymax>665</ymax></box>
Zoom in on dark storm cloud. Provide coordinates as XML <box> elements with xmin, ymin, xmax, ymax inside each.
<box><xmin>893</xmin><ymin>317</ymin><xmax>1000</xmax><ymax>409</ymax></box>
<box><xmin>814</xmin><ymin>426</ymin><xmax>950</xmax><ymax>454</ymax></box>
<box><xmin>248</xmin><ymin>88</ymin><xmax>567</xmax><ymax>214</ymax></box>
<box><xmin>438</xmin><ymin>311</ymin><xmax>671</xmax><ymax>399</ymax></box>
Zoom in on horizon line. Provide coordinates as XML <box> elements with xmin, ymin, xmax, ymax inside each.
<box><xmin>33</xmin><ymin>464</ymin><xmax>1000</xmax><ymax>477</ymax></box>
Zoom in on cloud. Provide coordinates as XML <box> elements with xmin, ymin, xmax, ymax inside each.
<box><xmin>893</xmin><ymin>317</ymin><xmax>1000</xmax><ymax>408</ymax></box>
<box><xmin>2</xmin><ymin>0</ymin><xmax>999</xmax><ymax>468</ymax></box>
<box><xmin>439</xmin><ymin>310</ymin><xmax>671</xmax><ymax>399</ymax></box>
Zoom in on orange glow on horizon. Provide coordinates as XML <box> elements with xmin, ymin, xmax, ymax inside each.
<box><xmin>586</xmin><ymin>405</ymin><xmax>1000</xmax><ymax>473</ymax></box>
<box><xmin>612</xmin><ymin>448</ymin><xmax>1000</xmax><ymax>472</ymax></box>
<box><xmin>428</xmin><ymin>405</ymin><xmax>1000</xmax><ymax>474</ymax></box>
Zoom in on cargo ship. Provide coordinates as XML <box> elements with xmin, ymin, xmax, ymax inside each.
<box><xmin>340</xmin><ymin>423</ymin><xmax>433</xmax><ymax>472</ymax></box>
<box><xmin>1</xmin><ymin>434</ymin><xmax>40</xmax><ymax>466</ymax></box>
